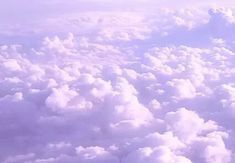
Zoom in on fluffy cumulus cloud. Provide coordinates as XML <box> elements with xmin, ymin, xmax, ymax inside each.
<box><xmin>1</xmin><ymin>0</ymin><xmax>235</xmax><ymax>163</ymax></box>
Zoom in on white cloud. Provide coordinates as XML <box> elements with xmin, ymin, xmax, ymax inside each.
<box><xmin>1</xmin><ymin>2</ymin><xmax>235</xmax><ymax>163</ymax></box>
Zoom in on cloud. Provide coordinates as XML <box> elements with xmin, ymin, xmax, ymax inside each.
<box><xmin>1</xmin><ymin>2</ymin><xmax>235</xmax><ymax>163</ymax></box>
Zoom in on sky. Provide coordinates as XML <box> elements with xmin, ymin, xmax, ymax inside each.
<box><xmin>1</xmin><ymin>0</ymin><xmax>235</xmax><ymax>163</ymax></box>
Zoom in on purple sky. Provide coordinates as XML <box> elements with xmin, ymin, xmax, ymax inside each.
<box><xmin>1</xmin><ymin>1</ymin><xmax>235</xmax><ymax>163</ymax></box>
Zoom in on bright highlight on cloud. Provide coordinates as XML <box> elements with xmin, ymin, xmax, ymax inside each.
<box><xmin>1</xmin><ymin>1</ymin><xmax>235</xmax><ymax>163</ymax></box>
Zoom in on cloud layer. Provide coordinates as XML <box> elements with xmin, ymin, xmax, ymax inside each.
<box><xmin>1</xmin><ymin>2</ymin><xmax>235</xmax><ymax>163</ymax></box>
